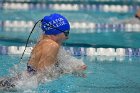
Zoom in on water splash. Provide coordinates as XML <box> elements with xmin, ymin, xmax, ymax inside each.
<box><xmin>4</xmin><ymin>47</ymin><xmax>86</xmax><ymax>92</ymax></box>
<box><xmin>57</xmin><ymin>48</ymin><xmax>86</xmax><ymax>73</ymax></box>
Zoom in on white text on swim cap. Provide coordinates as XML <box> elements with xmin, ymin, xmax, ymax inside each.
<box><xmin>44</xmin><ymin>18</ymin><xmax>67</xmax><ymax>31</ymax></box>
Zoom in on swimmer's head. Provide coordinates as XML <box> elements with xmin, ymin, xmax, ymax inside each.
<box><xmin>41</xmin><ymin>13</ymin><xmax>70</xmax><ymax>36</ymax></box>
<box><xmin>135</xmin><ymin>9</ymin><xmax>140</xmax><ymax>20</ymax></box>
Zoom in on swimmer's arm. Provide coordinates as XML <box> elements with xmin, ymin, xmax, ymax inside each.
<box><xmin>37</xmin><ymin>43</ymin><xmax>59</xmax><ymax>71</ymax></box>
<box><xmin>62</xmin><ymin>49</ymin><xmax>87</xmax><ymax>71</ymax></box>
<box><xmin>71</xmin><ymin>62</ymin><xmax>87</xmax><ymax>77</ymax></box>
<box><xmin>71</xmin><ymin>60</ymin><xmax>87</xmax><ymax>72</ymax></box>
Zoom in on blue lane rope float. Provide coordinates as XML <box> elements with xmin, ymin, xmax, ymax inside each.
<box><xmin>3</xmin><ymin>20</ymin><xmax>140</xmax><ymax>32</ymax></box>
<box><xmin>1</xmin><ymin>2</ymin><xmax>140</xmax><ymax>12</ymax></box>
<box><xmin>0</xmin><ymin>46</ymin><xmax>140</xmax><ymax>57</ymax></box>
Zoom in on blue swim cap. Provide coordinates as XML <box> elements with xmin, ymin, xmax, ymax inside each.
<box><xmin>41</xmin><ymin>13</ymin><xmax>70</xmax><ymax>35</ymax></box>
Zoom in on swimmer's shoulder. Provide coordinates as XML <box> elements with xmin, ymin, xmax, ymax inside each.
<box><xmin>40</xmin><ymin>39</ymin><xmax>60</xmax><ymax>51</ymax></box>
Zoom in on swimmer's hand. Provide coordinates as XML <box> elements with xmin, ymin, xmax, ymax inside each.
<box><xmin>74</xmin><ymin>65</ymin><xmax>87</xmax><ymax>71</ymax></box>
<box><xmin>80</xmin><ymin>65</ymin><xmax>87</xmax><ymax>70</ymax></box>
<box><xmin>72</xmin><ymin>65</ymin><xmax>87</xmax><ymax>78</ymax></box>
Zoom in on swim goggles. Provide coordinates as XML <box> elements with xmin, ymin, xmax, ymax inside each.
<box><xmin>46</xmin><ymin>23</ymin><xmax>70</xmax><ymax>37</ymax></box>
<box><xmin>63</xmin><ymin>30</ymin><xmax>69</xmax><ymax>37</ymax></box>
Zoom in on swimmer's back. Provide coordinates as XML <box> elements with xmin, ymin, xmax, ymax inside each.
<box><xmin>28</xmin><ymin>39</ymin><xmax>60</xmax><ymax>72</ymax></box>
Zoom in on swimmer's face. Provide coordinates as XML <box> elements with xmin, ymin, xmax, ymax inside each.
<box><xmin>135</xmin><ymin>9</ymin><xmax>140</xmax><ymax>19</ymax></box>
<box><xmin>54</xmin><ymin>33</ymin><xmax>68</xmax><ymax>43</ymax></box>
<box><xmin>61</xmin><ymin>32</ymin><xmax>69</xmax><ymax>40</ymax></box>
<box><xmin>56</xmin><ymin>32</ymin><xmax>69</xmax><ymax>42</ymax></box>
<box><xmin>59</xmin><ymin>30</ymin><xmax>69</xmax><ymax>40</ymax></box>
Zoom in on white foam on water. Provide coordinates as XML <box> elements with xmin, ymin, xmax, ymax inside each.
<box><xmin>7</xmin><ymin>47</ymin><xmax>86</xmax><ymax>91</ymax></box>
<box><xmin>15</xmin><ymin>74</ymin><xmax>38</xmax><ymax>90</ymax></box>
<box><xmin>37</xmin><ymin>47</ymin><xmax>86</xmax><ymax>83</ymax></box>
<box><xmin>57</xmin><ymin>48</ymin><xmax>86</xmax><ymax>73</ymax></box>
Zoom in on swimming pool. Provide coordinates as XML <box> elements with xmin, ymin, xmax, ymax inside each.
<box><xmin>0</xmin><ymin>1</ymin><xmax>140</xmax><ymax>93</ymax></box>
<box><xmin>1</xmin><ymin>47</ymin><xmax>140</xmax><ymax>93</ymax></box>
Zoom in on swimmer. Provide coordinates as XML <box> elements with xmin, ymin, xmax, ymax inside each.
<box><xmin>112</xmin><ymin>9</ymin><xmax>140</xmax><ymax>24</ymax></box>
<box><xmin>135</xmin><ymin>9</ymin><xmax>140</xmax><ymax>20</ymax></box>
<box><xmin>0</xmin><ymin>13</ymin><xmax>87</xmax><ymax>90</ymax></box>
<box><xmin>27</xmin><ymin>13</ymin><xmax>86</xmax><ymax>75</ymax></box>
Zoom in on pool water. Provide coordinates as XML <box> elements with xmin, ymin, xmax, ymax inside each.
<box><xmin>0</xmin><ymin>54</ymin><xmax>140</xmax><ymax>93</ymax></box>
<box><xmin>1</xmin><ymin>1</ymin><xmax>140</xmax><ymax>93</ymax></box>
<box><xmin>1</xmin><ymin>9</ymin><xmax>140</xmax><ymax>48</ymax></box>
<box><xmin>38</xmin><ymin>56</ymin><xmax>140</xmax><ymax>93</ymax></box>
